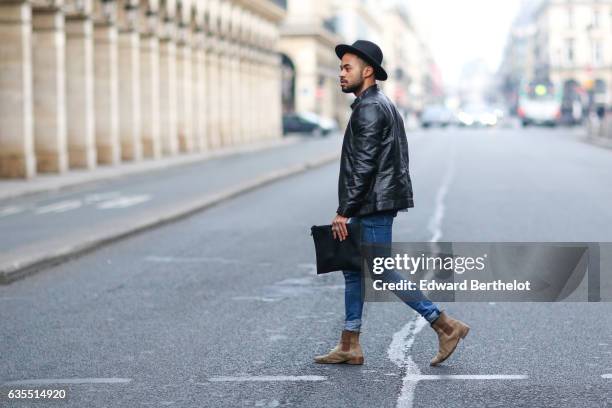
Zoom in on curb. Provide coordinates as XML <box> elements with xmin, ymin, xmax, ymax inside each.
<box><xmin>0</xmin><ymin>152</ymin><xmax>340</xmax><ymax>285</ymax></box>
<box><xmin>0</xmin><ymin>136</ymin><xmax>303</xmax><ymax>202</ymax></box>
<box><xmin>582</xmin><ymin>135</ymin><xmax>612</xmax><ymax>150</ymax></box>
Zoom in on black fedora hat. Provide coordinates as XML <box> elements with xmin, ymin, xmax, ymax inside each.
<box><xmin>335</xmin><ymin>40</ymin><xmax>388</xmax><ymax>81</ymax></box>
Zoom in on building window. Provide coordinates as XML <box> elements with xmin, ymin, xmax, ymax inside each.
<box><xmin>592</xmin><ymin>40</ymin><xmax>603</xmax><ymax>66</ymax></box>
<box><xmin>323</xmin><ymin>16</ymin><xmax>337</xmax><ymax>34</ymax></box>
<box><xmin>566</xmin><ymin>38</ymin><xmax>574</xmax><ymax>64</ymax></box>
<box><xmin>592</xmin><ymin>10</ymin><xmax>600</xmax><ymax>28</ymax></box>
<box><xmin>567</xmin><ymin>7</ymin><xmax>574</xmax><ymax>28</ymax></box>
<box><xmin>271</xmin><ymin>0</ymin><xmax>287</xmax><ymax>9</ymax></box>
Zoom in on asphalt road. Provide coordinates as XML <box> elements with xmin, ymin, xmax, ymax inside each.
<box><xmin>0</xmin><ymin>135</ymin><xmax>340</xmax><ymax>271</ymax></box>
<box><xmin>1</xmin><ymin>125</ymin><xmax>611</xmax><ymax>408</ymax></box>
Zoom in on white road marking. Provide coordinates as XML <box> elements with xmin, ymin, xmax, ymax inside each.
<box><xmin>403</xmin><ymin>375</ymin><xmax>528</xmax><ymax>381</ymax></box>
<box><xmin>389</xmin><ymin>317</ymin><xmax>528</xmax><ymax>408</ymax></box>
<box><xmin>97</xmin><ymin>194</ymin><xmax>151</xmax><ymax>209</ymax></box>
<box><xmin>2</xmin><ymin>378</ymin><xmax>131</xmax><ymax>385</ymax></box>
<box><xmin>207</xmin><ymin>376</ymin><xmax>326</xmax><ymax>382</ymax></box>
<box><xmin>269</xmin><ymin>334</ymin><xmax>288</xmax><ymax>341</ymax></box>
<box><xmin>144</xmin><ymin>255</ymin><xmax>271</xmax><ymax>266</ymax></box>
<box><xmin>36</xmin><ymin>200</ymin><xmax>82</xmax><ymax>214</ymax></box>
<box><xmin>84</xmin><ymin>191</ymin><xmax>122</xmax><ymax>203</ymax></box>
<box><xmin>231</xmin><ymin>296</ymin><xmax>281</xmax><ymax>302</ymax></box>
<box><xmin>145</xmin><ymin>255</ymin><xmax>238</xmax><ymax>264</ymax></box>
<box><xmin>391</xmin><ymin>141</ymin><xmax>458</xmax><ymax>408</ymax></box>
<box><xmin>602</xmin><ymin>374</ymin><xmax>612</xmax><ymax>379</ymax></box>
<box><xmin>0</xmin><ymin>206</ymin><xmax>24</xmax><ymax>217</ymax></box>
<box><xmin>254</xmin><ymin>399</ymin><xmax>280</xmax><ymax>407</ymax></box>
<box><xmin>389</xmin><ymin>316</ymin><xmax>428</xmax><ymax>408</ymax></box>
<box><xmin>427</xmin><ymin>141</ymin><xmax>455</xmax><ymax>243</ymax></box>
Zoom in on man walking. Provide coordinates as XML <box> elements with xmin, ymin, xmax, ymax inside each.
<box><xmin>314</xmin><ymin>40</ymin><xmax>470</xmax><ymax>367</ymax></box>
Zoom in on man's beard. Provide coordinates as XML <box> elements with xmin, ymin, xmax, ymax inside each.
<box><xmin>341</xmin><ymin>79</ymin><xmax>363</xmax><ymax>94</ymax></box>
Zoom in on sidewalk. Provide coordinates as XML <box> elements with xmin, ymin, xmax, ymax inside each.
<box><xmin>0</xmin><ymin>135</ymin><xmax>342</xmax><ymax>284</ymax></box>
<box><xmin>585</xmin><ymin>113</ymin><xmax>612</xmax><ymax>150</ymax></box>
<box><xmin>0</xmin><ymin>136</ymin><xmax>302</xmax><ymax>201</ymax></box>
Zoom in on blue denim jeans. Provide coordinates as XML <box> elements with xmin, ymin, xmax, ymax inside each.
<box><xmin>343</xmin><ymin>210</ymin><xmax>441</xmax><ymax>332</ymax></box>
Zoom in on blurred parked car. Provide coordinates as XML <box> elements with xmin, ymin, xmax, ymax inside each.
<box><xmin>517</xmin><ymin>82</ymin><xmax>562</xmax><ymax>127</ymax></box>
<box><xmin>282</xmin><ymin>112</ymin><xmax>338</xmax><ymax>136</ymax></box>
<box><xmin>420</xmin><ymin>105</ymin><xmax>454</xmax><ymax>128</ymax></box>
<box><xmin>518</xmin><ymin>98</ymin><xmax>561</xmax><ymax>127</ymax></box>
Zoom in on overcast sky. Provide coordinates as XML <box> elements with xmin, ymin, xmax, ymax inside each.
<box><xmin>407</xmin><ymin>0</ymin><xmax>523</xmax><ymax>86</ymax></box>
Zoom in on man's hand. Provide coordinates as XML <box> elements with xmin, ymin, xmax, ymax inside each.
<box><xmin>331</xmin><ymin>214</ymin><xmax>349</xmax><ymax>241</ymax></box>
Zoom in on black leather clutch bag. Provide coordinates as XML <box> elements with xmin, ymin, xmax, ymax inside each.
<box><xmin>310</xmin><ymin>223</ymin><xmax>362</xmax><ymax>274</ymax></box>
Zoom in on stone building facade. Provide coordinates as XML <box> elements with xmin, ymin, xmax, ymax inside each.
<box><xmin>279</xmin><ymin>0</ymin><xmax>344</xmax><ymax>125</ymax></box>
<box><xmin>0</xmin><ymin>0</ymin><xmax>286</xmax><ymax>178</ymax></box>
<box><xmin>533</xmin><ymin>0</ymin><xmax>612</xmax><ymax>108</ymax></box>
<box><xmin>500</xmin><ymin>0</ymin><xmax>611</xmax><ymax>113</ymax></box>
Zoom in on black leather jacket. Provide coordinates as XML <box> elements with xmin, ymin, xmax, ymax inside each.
<box><xmin>337</xmin><ymin>84</ymin><xmax>414</xmax><ymax>217</ymax></box>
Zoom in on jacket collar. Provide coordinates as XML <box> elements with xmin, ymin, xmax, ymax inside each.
<box><xmin>351</xmin><ymin>83</ymin><xmax>378</xmax><ymax>110</ymax></box>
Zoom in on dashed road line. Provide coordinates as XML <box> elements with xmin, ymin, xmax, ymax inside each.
<box><xmin>35</xmin><ymin>200</ymin><xmax>82</xmax><ymax>214</ymax></box>
<box><xmin>96</xmin><ymin>194</ymin><xmax>151</xmax><ymax>209</ymax></box>
<box><xmin>389</xmin><ymin>316</ymin><xmax>428</xmax><ymax>408</ymax></box>
<box><xmin>403</xmin><ymin>374</ymin><xmax>528</xmax><ymax>381</ymax></box>
<box><xmin>0</xmin><ymin>206</ymin><xmax>24</xmax><ymax>218</ymax></box>
<box><xmin>207</xmin><ymin>376</ymin><xmax>327</xmax><ymax>382</ymax></box>
<box><xmin>393</xmin><ymin>140</ymin><xmax>458</xmax><ymax>408</ymax></box>
<box><xmin>84</xmin><ymin>191</ymin><xmax>122</xmax><ymax>203</ymax></box>
<box><xmin>144</xmin><ymin>255</ymin><xmax>271</xmax><ymax>266</ymax></box>
<box><xmin>427</xmin><ymin>138</ymin><xmax>455</xmax><ymax>243</ymax></box>
<box><xmin>2</xmin><ymin>378</ymin><xmax>132</xmax><ymax>385</ymax></box>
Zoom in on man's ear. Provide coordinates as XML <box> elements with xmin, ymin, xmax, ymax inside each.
<box><xmin>363</xmin><ymin>65</ymin><xmax>375</xmax><ymax>79</ymax></box>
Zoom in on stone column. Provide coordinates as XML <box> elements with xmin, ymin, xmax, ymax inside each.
<box><xmin>269</xmin><ymin>52</ymin><xmax>282</xmax><ymax>140</ymax></box>
<box><xmin>138</xmin><ymin>5</ymin><xmax>161</xmax><ymax>158</ymax></box>
<box><xmin>206</xmin><ymin>39</ymin><xmax>221</xmax><ymax>149</ymax></box>
<box><xmin>253</xmin><ymin>49</ymin><xmax>264</xmax><ymax>141</ymax></box>
<box><xmin>261</xmin><ymin>53</ymin><xmax>270</xmax><ymax>140</ymax></box>
<box><xmin>158</xmin><ymin>17</ymin><xmax>178</xmax><ymax>155</ymax></box>
<box><xmin>93</xmin><ymin>0</ymin><xmax>120</xmax><ymax>165</ymax></box>
<box><xmin>238</xmin><ymin>12</ymin><xmax>249</xmax><ymax>145</ymax></box>
<box><xmin>244</xmin><ymin>49</ymin><xmax>256</xmax><ymax>144</ymax></box>
<box><xmin>0</xmin><ymin>0</ymin><xmax>36</xmax><ymax>178</ymax></box>
<box><xmin>176</xmin><ymin>22</ymin><xmax>193</xmax><ymax>152</ymax></box>
<box><xmin>228</xmin><ymin>4</ymin><xmax>241</xmax><ymax>146</ymax></box>
<box><xmin>270</xmin><ymin>22</ymin><xmax>282</xmax><ymax>140</ymax></box>
<box><xmin>205</xmin><ymin>0</ymin><xmax>220</xmax><ymax>150</ymax></box>
<box><xmin>31</xmin><ymin>2</ymin><xmax>68</xmax><ymax>173</ymax></box>
<box><xmin>116</xmin><ymin>0</ymin><xmax>141</xmax><ymax>161</ymax></box>
<box><xmin>229</xmin><ymin>40</ymin><xmax>241</xmax><ymax>145</ymax></box>
<box><xmin>253</xmin><ymin>19</ymin><xmax>265</xmax><ymax>142</ymax></box>
<box><xmin>216</xmin><ymin>1</ymin><xmax>229</xmax><ymax>146</ymax></box>
<box><xmin>239</xmin><ymin>44</ymin><xmax>249</xmax><ymax>145</ymax></box>
<box><xmin>192</xmin><ymin>28</ymin><xmax>207</xmax><ymax>152</ymax></box>
<box><xmin>218</xmin><ymin>39</ymin><xmax>231</xmax><ymax>146</ymax></box>
<box><xmin>275</xmin><ymin>61</ymin><xmax>283</xmax><ymax>139</ymax></box>
<box><xmin>264</xmin><ymin>53</ymin><xmax>274</xmax><ymax>140</ymax></box>
<box><xmin>64</xmin><ymin>0</ymin><xmax>96</xmax><ymax>169</ymax></box>
<box><xmin>256</xmin><ymin>51</ymin><xmax>265</xmax><ymax>141</ymax></box>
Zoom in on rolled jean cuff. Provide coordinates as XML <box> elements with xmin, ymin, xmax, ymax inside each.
<box><xmin>344</xmin><ymin>319</ymin><xmax>361</xmax><ymax>332</ymax></box>
<box><xmin>423</xmin><ymin>309</ymin><xmax>441</xmax><ymax>324</ymax></box>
